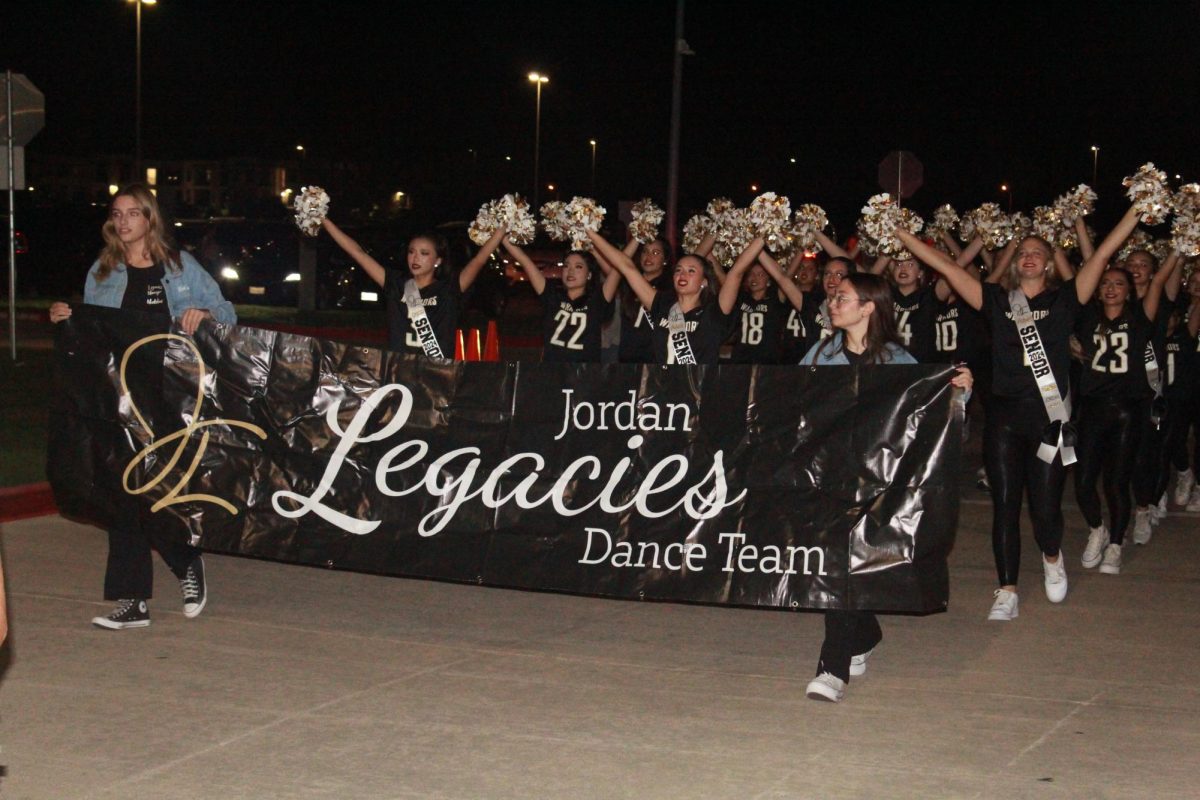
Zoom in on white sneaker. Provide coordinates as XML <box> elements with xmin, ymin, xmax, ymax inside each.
<box><xmin>1132</xmin><ymin>509</ymin><xmax>1153</xmax><ymax>545</ymax></box>
<box><xmin>1081</xmin><ymin>525</ymin><xmax>1110</xmax><ymax>569</ymax></box>
<box><xmin>1043</xmin><ymin>553</ymin><xmax>1068</xmax><ymax>603</ymax></box>
<box><xmin>988</xmin><ymin>588</ymin><xmax>1019</xmax><ymax>621</ymax></box>
<box><xmin>1188</xmin><ymin>486</ymin><xmax>1200</xmax><ymax>513</ymax></box>
<box><xmin>849</xmin><ymin>648</ymin><xmax>874</xmax><ymax>678</ymax></box>
<box><xmin>1173</xmin><ymin>469</ymin><xmax>1195</xmax><ymax>507</ymax></box>
<box><xmin>1152</xmin><ymin>494</ymin><xmax>1167</xmax><ymax>524</ymax></box>
<box><xmin>806</xmin><ymin>672</ymin><xmax>846</xmax><ymax>702</ymax></box>
<box><xmin>1099</xmin><ymin>543</ymin><xmax>1122</xmax><ymax>575</ymax></box>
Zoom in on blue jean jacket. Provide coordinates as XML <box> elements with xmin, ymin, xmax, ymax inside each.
<box><xmin>800</xmin><ymin>333</ymin><xmax>917</xmax><ymax>365</ymax></box>
<box><xmin>83</xmin><ymin>250</ymin><xmax>236</xmax><ymax>325</ymax></box>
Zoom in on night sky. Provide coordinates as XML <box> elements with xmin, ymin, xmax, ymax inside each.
<box><xmin>6</xmin><ymin>1</ymin><xmax>1199</xmax><ymax>230</ymax></box>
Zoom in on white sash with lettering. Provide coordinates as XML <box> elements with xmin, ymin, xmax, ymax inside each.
<box><xmin>1008</xmin><ymin>289</ymin><xmax>1076</xmax><ymax>465</ymax></box>
<box><xmin>402</xmin><ymin>279</ymin><xmax>445</xmax><ymax>359</ymax></box>
<box><xmin>818</xmin><ymin>299</ymin><xmax>833</xmax><ymax>339</ymax></box>
<box><xmin>667</xmin><ymin>303</ymin><xmax>697</xmax><ymax>365</ymax></box>
<box><xmin>1144</xmin><ymin>341</ymin><xmax>1164</xmax><ymax>426</ymax></box>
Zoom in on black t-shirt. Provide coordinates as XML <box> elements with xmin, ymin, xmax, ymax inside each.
<box><xmin>383</xmin><ymin>272</ymin><xmax>462</xmax><ymax>357</ymax></box>
<box><xmin>730</xmin><ymin>291</ymin><xmax>789</xmax><ymax>364</ymax></box>
<box><xmin>779</xmin><ymin>291</ymin><xmax>825</xmax><ymax>364</ymax></box>
<box><xmin>540</xmin><ymin>282</ymin><xmax>613</xmax><ymax>363</ymax></box>
<box><xmin>981</xmin><ymin>280</ymin><xmax>1081</xmax><ymax>401</ymax></box>
<box><xmin>121</xmin><ymin>263</ymin><xmax>171</xmax><ymax>318</ymax></box>
<box><xmin>648</xmin><ymin>292</ymin><xmax>734</xmax><ymax>365</ymax></box>
<box><xmin>1163</xmin><ymin>313</ymin><xmax>1198</xmax><ymax>398</ymax></box>
<box><xmin>930</xmin><ymin>298</ymin><xmax>987</xmax><ymax>365</ymax></box>
<box><xmin>892</xmin><ymin>284</ymin><xmax>936</xmax><ymax>362</ymax></box>
<box><xmin>619</xmin><ymin>273</ymin><xmax>674</xmax><ymax>364</ymax></box>
<box><xmin>1076</xmin><ymin>304</ymin><xmax>1155</xmax><ymax>399</ymax></box>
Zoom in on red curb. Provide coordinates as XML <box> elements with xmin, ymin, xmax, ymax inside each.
<box><xmin>0</xmin><ymin>482</ymin><xmax>58</xmax><ymax>522</ymax></box>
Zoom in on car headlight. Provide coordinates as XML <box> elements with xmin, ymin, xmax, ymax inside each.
<box><xmin>219</xmin><ymin>266</ymin><xmax>239</xmax><ymax>281</ymax></box>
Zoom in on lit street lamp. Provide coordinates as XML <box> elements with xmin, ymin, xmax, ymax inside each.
<box><xmin>128</xmin><ymin>0</ymin><xmax>157</xmax><ymax>176</ymax></box>
<box><xmin>528</xmin><ymin>72</ymin><xmax>549</xmax><ymax>209</ymax></box>
<box><xmin>1091</xmin><ymin>145</ymin><xmax>1099</xmax><ymax>186</ymax></box>
<box><xmin>589</xmin><ymin>139</ymin><xmax>597</xmax><ymax>195</ymax></box>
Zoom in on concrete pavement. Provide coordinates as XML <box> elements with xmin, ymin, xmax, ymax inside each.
<box><xmin>1</xmin><ymin>495</ymin><xmax>1198</xmax><ymax>799</ymax></box>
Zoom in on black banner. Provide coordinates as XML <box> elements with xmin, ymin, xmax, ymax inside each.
<box><xmin>50</xmin><ymin>305</ymin><xmax>964</xmax><ymax>613</ymax></box>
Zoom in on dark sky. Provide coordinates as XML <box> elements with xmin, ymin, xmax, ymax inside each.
<box><xmin>6</xmin><ymin>0</ymin><xmax>1200</xmax><ymax>229</ymax></box>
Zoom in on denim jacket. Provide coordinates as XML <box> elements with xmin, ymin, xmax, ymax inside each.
<box><xmin>800</xmin><ymin>333</ymin><xmax>917</xmax><ymax>365</ymax></box>
<box><xmin>83</xmin><ymin>250</ymin><xmax>237</xmax><ymax>325</ymax></box>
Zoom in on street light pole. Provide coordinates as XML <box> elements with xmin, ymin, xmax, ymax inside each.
<box><xmin>528</xmin><ymin>72</ymin><xmax>548</xmax><ymax>209</ymax></box>
<box><xmin>1001</xmin><ymin>183</ymin><xmax>1012</xmax><ymax>213</ymax></box>
<box><xmin>129</xmin><ymin>0</ymin><xmax>156</xmax><ymax>178</ymax></box>
<box><xmin>1091</xmin><ymin>145</ymin><xmax>1099</xmax><ymax>186</ymax></box>
<box><xmin>589</xmin><ymin>139</ymin><xmax>597</xmax><ymax>195</ymax></box>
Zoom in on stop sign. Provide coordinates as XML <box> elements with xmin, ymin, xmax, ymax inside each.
<box><xmin>879</xmin><ymin>150</ymin><xmax>923</xmax><ymax>200</ymax></box>
<box><xmin>0</xmin><ymin>73</ymin><xmax>45</xmax><ymax>147</ymax></box>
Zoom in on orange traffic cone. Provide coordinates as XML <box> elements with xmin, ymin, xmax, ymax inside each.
<box><xmin>482</xmin><ymin>320</ymin><xmax>501</xmax><ymax>361</ymax></box>
<box><xmin>466</xmin><ymin>328</ymin><xmax>482</xmax><ymax>361</ymax></box>
<box><xmin>454</xmin><ymin>329</ymin><xmax>466</xmax><ymax>360</ymax></box>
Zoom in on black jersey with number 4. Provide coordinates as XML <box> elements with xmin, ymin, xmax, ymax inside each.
<box><xmin>121</xmin><ymin>263</ymin><xmax>171</xmax><ymax>317</ymax></box>
<box><xmin>892</xmin><ymin>284</ymin><xmax>936</xmax><ymax>362</ymax></box>
<box><xmin>649</xmin><ymin>292</ymin><xmax>734</xmax><ymax>365</ymax></box>
<box><xmin>982</xmin><ymin>280</ymin><xmax>1081</xmax><ymax>401</ymax></box>
<box><xmin>730</xmin><ymin>292</ymin><xmax>789</xmax><ymax>364</ymax></box>
<box><xmin>540</xmin><ymin>282</ymin><xmax>613</xmax><ymax>362</ymax></box>
<box><xmin>1076</xmin><ymin>304</ymin><xmax>1156</xmax><ymax>399</ymax></box>
<box><xmin>383</xmin><ymin>272</ymin><xmax>463</xmax><ymax>357</ymax></box>
<box><xmin>779</xmin><ymin>291</ymin><xmax>824</xmax><ymax>363</ymax></box>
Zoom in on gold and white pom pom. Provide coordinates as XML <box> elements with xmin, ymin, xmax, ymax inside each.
<box><xmin>748</xmin><ymin>192</ymin><xmax>792</xmax><ymax>252</ymax></box>
<box><xmin>1123</xmin><ymin>163</ymin><xmax>1173</xmax><ymax>225</ymax></box>
<box><xmin>540</xmin><ymin>201</ymin><xmax>571</xmax><ymax>243</ymax></box>
<box><xmin>564</xmin><ymin>196</ymin><xmax>607</xmax><ymax>251</ymax></box>
<box><xmin>682</xmin><ymin>214</ymin><xmax>715</xmax><ymax>255</ymax></box>
<box><xmin>629</xmin><ymin>198</ymin><xmax>665</xmax><ymax>245</ymax></box>
<box><xmin>293</xmin><ymin>186</ymin><xmax>330</xmax><ymax>237</ymax></box>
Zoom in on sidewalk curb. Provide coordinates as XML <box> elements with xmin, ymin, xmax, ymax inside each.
<box><xmin>0</xmin><ymin>482</ymin><xmax>57</xmax><ymax>522</ymax></box>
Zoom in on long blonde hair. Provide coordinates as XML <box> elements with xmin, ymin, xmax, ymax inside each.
<box><xmin>999</xmin><ymin>235</ymin><xmax>1061</xmax><ymax>291</ymax></box>
<box><xmin>95</xmin><ymin>184</ymin><xmax>180</xmax><ymax>281</ymax></box>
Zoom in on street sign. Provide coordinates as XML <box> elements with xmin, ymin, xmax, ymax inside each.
<box><xmin>878</xmin><ymin>150</ymin><xmax>923</xmax><ymax>200</ymax></box>
<box><xmin>0</xmin><ymin>73</ymin><xmax>45</xmax><ymax>147</ymax></box>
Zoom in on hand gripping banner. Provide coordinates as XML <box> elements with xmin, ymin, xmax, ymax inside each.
<box><xmin>49</xmin><ymin>305</ymin><xmax>964</xmax><ymax>613</ymax></box>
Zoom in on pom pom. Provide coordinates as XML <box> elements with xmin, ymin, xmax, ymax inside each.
<box><xmin>682</xmin><ymin>214</ymin><xmax>715</xmax><ymax>255</ymax></box>
<box><xmin>470</xmin><ymin>194</ymin><xmax>534</xmax><ymax>246</ymax></box>
<box><xmin>857</xmin><ymin>193</ymin><xmax>923</xmax><ymax>258</ymax></box>
<box><xmin>629</xmin><ymin>198</ymin><xmax>665</xmax><ymax>245</ymax></box>
<box><xmin>293</xmin><ymin>186</ymin><xmax>330</xmax><ymax>237</ymax></box>
<box><xmin>1053</xmin><ymin>184</ymin><xmax>1097</xmax><ymax>224</ymax></box>
<box><xmin>928</xmin><ymin>204</ymin><xmax>960</xmax><ymax>238</ymax></box>
<box><xmin>962</xmin><ymin>203</ymin><xmax>1013</xmax><ymax>250</ymax></box>
<box><xmin>1171</xmin><ymin>186</ymin><xmax>1200</xmax><ymax>258</ymax></box>
<box><xmin>1117</xmin><ymin>228</ymin><xmax>1152</xmax><ymax>262</ymax></box>
<box><xmin>1174</xmin><ymin>183</ymin><xmax>1200</xmax><ymax>213</ymax></box>
<box><xmin>540</xmin><ymin>201</ymin><xmax>571</xmax><ymax>243</ymax></box>
<box><xmin>1010</xmin><ymin>212</ymin><xmax>1032</xmax><ymax>239</ymax></box>
<box><xmin>1031</xmin><ymin>206</ymin><xmax>1062</xmax><ymax>243</ymax></box>
<box><xmin>1123</xmin><ymin>162</ymin><xmax>1173</xmax><ymax>225</ymax></box>
<box><xmin>789</xmin><ymin>203</ymin><xmax>828</xmax><ymax>254</ymax></box>
<box><xmin>712</xmin><ymin>207</ymin><xmax>753</xmax><ymax>267</ymax></box>
<box><xmin>748</xmin><ymin>192</ymin><xmax>792</xmax><ymax>252</ymax></box>
<box><xmin>564</xmin><ymin>196</ymin><xmax>607</xmax><ymax>251</ymax></box>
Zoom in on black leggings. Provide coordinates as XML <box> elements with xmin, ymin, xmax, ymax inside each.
<box><xmin>984</xmin><ymin>397</ymin><xmax>1066</xmax><ymax>587</ymax></box>
<box><xmin>1160</xmin><ymin>393</ymin><xmax>1192</xmax><ymax>481</ymax></box>
<box><xmin>1074</xmin><ymin>396</ymin><xmax>1147</xmax><ymax>545</ymax></box>
<box><xmin>1132</xmin><ymin>412</ymin><xmax>1164</xmax><ymax>508</ymax></box>
<box><xmin>104</xmin><ymin>497</ymin><xmax>199</xmax><ymax>601</ymax></box>
<box><xmin>817</xmin><ymin>610</ymin><xmax>882</xmax><ymax>682</ymax></box>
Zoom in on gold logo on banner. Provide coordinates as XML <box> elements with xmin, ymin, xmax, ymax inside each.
<box><xmin>119</xmin><ymin>333</ymin><xmax>267</xmax><ymax>513</ymax></box>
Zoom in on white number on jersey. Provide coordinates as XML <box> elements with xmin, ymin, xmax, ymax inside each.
<box><xmin>1091</xmin><ymin>331</ymin><xmax>1129</xmax><ymax>374</ymax></box>
<box><xmin>550</xmin><ymin>310</ymin><xmax>588</xmax><ymax>350</ymax></box>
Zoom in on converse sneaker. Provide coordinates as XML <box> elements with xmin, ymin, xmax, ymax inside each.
<box><xmin>1098</xmin><ymin>543</ymin><xmax>1122</xmax><ymax>575</ymax></box>
<box><xmin>1132</xmin><ymin>509</ymin><xmax>1153</xmax><ymax>545</ymax></box>
<box><xmin>1173</xmin><ymin>469</ymin><xmax>1195</xmax><ymax>508</ymax></box>
<box><xmin>1043</xmin><ymin>553</ymin><xmax>1068</xmax><ymax>603</ymax></box>
<box><xmin>806</xmin><ymin>672</ymin><xmax>846</xmax><ymax>702</ymax></box>
<box><xmin>92</xmin><ymin>599</ymin><xmax>150</xmax><ymax>630</ymax></box>
<box><xmin>1188</xmin><ymin>486</ymin><xmax>1200</xmax><ymax>513</ymax></box>
<box><xmin>849</xmin><ymin>648</ymin><xmax>874</xmax><ymax>678</ymax></box>
<box><xmin>976</xmin><ymin>466</ymin><xmax>990</xmax><ymax>492</ymax></box>
<box><xmin>1081</xmin><ymin>525</ymin><xmax>1110</xmax><ymax>569</ymax></box>
<box><xmin>987</xmin><ymin>588</ymin><xmax>1019</xmax><ymax>621</ymax></box>
<box><xmin>180</xmin><ymin>556</ymin><xmax>207</xmax><ymax>618</ymax></box>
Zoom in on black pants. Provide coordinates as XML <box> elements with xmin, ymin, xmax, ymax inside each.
<box><xmin>984</xmin><ymin>397</ymin><xmax>1066</xmax><ymax>587</ymax></box>
<box><xmin>1159</xmin><ymin>392</ymin><xmax>1192</xmax><ymax>485</ymax></box>
<box><xmin>1074</xmin><ymin>396</ymin><xmax>1146</xmax><ymax>545</ymax></box>
<box><xmin>817</xmin><ymin>610</ymin><xmax>882</xmax><ymax>683</ymax></box>
<box><xmin>104</xmin><ymin>496</ymin><xmax>199</xmax><ymax>601</ymax></box>
<box><xmin>1132</xmin><ymin>411</ymin><xmax>1164</xmax><ymax>508</ymax></box>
